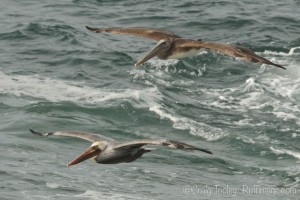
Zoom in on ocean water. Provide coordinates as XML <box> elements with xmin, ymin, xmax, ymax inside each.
<box><xmin>1</xmin><ymin>0</ymin><xmax>300</xmax><ymax>199</ymax></box>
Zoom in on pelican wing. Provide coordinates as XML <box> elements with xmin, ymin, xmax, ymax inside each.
<box><xmin>29</xmin><ymin>129</ymin><xmax>114</xmax><ymax>143</ymax></box>
<box><xmin>86</xmin><ymin>26</ymin><xmax>181</xmax><ymax>41</ymax></box>
<box><xmin>175</xmin><ymin>39</ymin><xmax>285</xmax><ymax>69</ymax></box>
<box><xmin>113</xmin><ymin>139</ymin><xmax>212</xmax><ymax>154</ymax></box>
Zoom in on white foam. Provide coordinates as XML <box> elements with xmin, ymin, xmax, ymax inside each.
<box><xmin>288</xmin><ymin>47</ymin><xmax>300</xmax><ymax>55</ymax></box>
<box><xmin>46</xmin><ymin>182</ymin><xmax>61</xmax><ymax>189</ymax></box>
<box><xmin>261</xmin><ymin>76</ymin><xmax>300</xmax><ymax>100</ymax></box>
<box><xmin>233</xmin><ymin>118</ymin><xmax>252</xmax><ymax>126</ymax></box>
<box><xmin>236</xmin><ymin>136</ymin><xmax>255</xmax><ymax>144</ymax></box>
<box><xmin>239</xmin><ymin>92</ymin><xmax>264</xmax><ymax>109</ymax></box>
<box><xmin>272</xmin><ymin>111</ymin><xmax>298</xmax><ymax>121</ymax></box>
<box><xmin>263</xmin><ymin>46</ymin><xmax>300</xmax><ymax>56</ymax></box>
<box><xmin>130</xmin><ymin>68</ymin><xmax>196</xmax><ymax>87</ymax></box>
<box><xmin>242</xmin><ymin>78</ymin><xmax>263</xmax><ymax>92</ymax></box>
<box><xmin>145</xmin><ymin>58</ymin><xmax>179</xmax><ymax>68</ymax></box>
<box><xmin>0</xmin><ymin>71</ymin><xmax>162</xmax><ymax>106</ymax></box>
<box><xmin>0</xmin><ymin>71</ymin><xmax>226</xmax><ymax>140</ymax></box>
<box><xmin>203</xmin><ymin>78</ymin><xmax>266</xmax><ymax>111</ymax></box>
<box><xmin>270</xmin><ymin>147</ymin><xmax>300</xmax><ymax>160</ymax></box>
<box><xmin>194</xmin><ymin>69</ymin><xmax>300</xmax><ymax>128</ymax></box>
<box><xmin>75</xmin><ymin>190</ymin><xmax>146</xmax><ymax>200</ymax></box>
<box><xmin>240</xmin><ymin>76</ymin><xmax>300</xmax><ymax>124</ymax></box>
<box><xmin>149</xmin><ymin>105</ymin><xmax>226</xmax><ymax>141</ymax></box>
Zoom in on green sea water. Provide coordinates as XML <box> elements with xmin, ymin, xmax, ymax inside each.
<box><xmin>1</xmin><ymin>0</ymin><xmax>300</xmax><ymax>199</ymax></box>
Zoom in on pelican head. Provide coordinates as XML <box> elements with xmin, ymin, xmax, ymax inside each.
<box><xmin>135</xmin><ymin>39</ymin><xmax>171</xmax><ymax>67</ymax></box>
<box><xmin>67</xmin><ymin>142</ymin><xmax>106</xmax><ymax>167</ymax></box>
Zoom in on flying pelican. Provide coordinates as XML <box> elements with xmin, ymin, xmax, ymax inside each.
<box><xmin>29</xmin><ymin>129</ymin><xmax>212</xmax><ymax>166</ymax></box>
<box><xmin>86</xmin><ymin>26</ymin><xmax>285</xmax><ymax>69</ymax></box>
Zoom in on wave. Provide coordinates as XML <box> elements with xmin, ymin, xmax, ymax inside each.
<box><xmin>0</xmin><ymin>71</ymin><xmax>224</xmax><ymax>140</ymax></box>
<box><xmin>129</xmin><ymin>46</ymin><xmax>300</xmax><ymax>140</ymax></box>
<box><xmin>270</xmin><ymin>147</ymin><xmax>300</xmax><ymax>160</ymax></box>
<box><xmin>75</xmin><ymin>190</ymin><xmax>147</xmax><ymax>200</ymax></box>
<box><xmin>263</xmin><ymin>46</ymin><xmax>300</xmax><ymax>56</ymax></box>
<box><xmin>149</xmin><ymin>105</ymin><xmax>226</xmax><ymax>141</ymax></box>
<box><xmin>0</xmin><ymin>71</ymin><xmax>162</xmax><ymax>107</ymax></box>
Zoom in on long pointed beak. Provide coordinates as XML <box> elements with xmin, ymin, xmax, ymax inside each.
<box><xmin>67</xmin><ymin>146</ymin><xmax>101</xmax><ymax>167</ymax></box>
<box><xmin>135</xmin><ymin>42</ymin><xmax>164</xmax><ymax>67</ymax></box>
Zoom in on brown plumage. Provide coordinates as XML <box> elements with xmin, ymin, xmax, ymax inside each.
<box><xmin>86</xmin><ymin>26</ymin><xmax>285</xmax><ymax>69</ymax></box>
<box><xmin>85</xmin><ymin>26</ymin><xmax>181</xmax><ymax>41</ymax></box>
<box><xmin>29</xmin><ymin>129</ymin><xmax>212</xmax><ymax>166</ymax></box>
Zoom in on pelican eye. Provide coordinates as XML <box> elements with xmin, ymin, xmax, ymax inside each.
<box><xmin>160</xmin><ymin>41</ymin><xmax>168</xmax><ymax>47</ymax></box>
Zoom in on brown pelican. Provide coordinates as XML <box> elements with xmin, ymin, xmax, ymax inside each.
<box><xmin>86</xmin><ymin>26</ymin><xmax>285</xmax><ymax>69</ymax></box>
<box><xmin>29</xmin><ymin>129</ymin><xmax>212</xmax><ymax>166</ymax></box>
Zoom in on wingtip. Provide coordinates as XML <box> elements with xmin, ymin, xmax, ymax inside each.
<box><xmin>85</xmin><ymin>26</ymin><xmax>99</xmax><ymax>32</ymax></box>
<box><xmin>267</xmin><ymin>61</ymin><xmax>286</xmax><ymax>70</ymax></box>
<box><xmin>85</xmin><ymin>25</ymin><xmax>92</xmax><ymax>30</ymax></box>
<box><xmin>199</xmin><ymin>148</ymin><xmax>213</xmax><ymax>155</ymax></box>
<box><xmin>29</xmin><ymin>129</ymin><xmax>37</xmax><ymax>134</ymax></box>
<box><xmin>278</xmin><ymin>65</ymin><xmax>286</xmax><ymax>70</ymax></box>
<box><xmin>271</xmin><ymin>63</ymin><xmax>286</xmax><ymax>70</ymax></box>
<box><xmin>29</xmin><ymin>129</ymin><xmax>47</xmax><ymax>136</ymax></box>
<box><xmin>29</xmin><ymin>129</ymin><xmax>40</xmax><ymax>135</ymax></box>
<box><xmin>207</xmin><ymin>150</ymin><xmax>213</xmax><ymax>155</ymax></box>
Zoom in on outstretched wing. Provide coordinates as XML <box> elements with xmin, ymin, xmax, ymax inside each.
<box><xmin>86</xmin><ymin>26</ymin><xmax>181</xmax><ymax>41</ymax></box>
<box><xmin>29</xmin><ymin>129</ymin><xmax>115</xmax><ymax>143</ymax></box>
<box><xmin>175</xmin><ymin>39</ymin><xmax>285</xmax><ymax>69</ymax></box>
<box><xmin>113</xmin><ymin>139</ymin><xmax>212</xmax><ymax>154</ymax></box>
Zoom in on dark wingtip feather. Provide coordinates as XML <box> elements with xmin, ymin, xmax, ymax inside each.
<box><xmin>29</xmin><ymin>129</ymin><xmax>49</xmax><ymax>136</ymax></box>
<box><xmin>260</xmin><ymin>58</ymin><xmax>286</xmax><ymax>70</ymax></box>
<box><xmin>197</xmin><ymin>148</ymin><xmax>213</xmax><ymax>155</ymax></box>
<box><xmin>85</xmin><ymin>26</ymin><xmax>100</xmax><ymax>32</ymax></box>
<box><xmin>167</xmin><ymin>140</ymin><xmax>213</xmax><ymax>155</ymax></box>
<box><xmin>273</xmin><ymin>63</ymin><xmax>286</xmax><ymax>70</ymax></box>
<box><xmin>29</xmin><ymin>129</ymin><xmax>42</xmax><ymax>136</ymax></box>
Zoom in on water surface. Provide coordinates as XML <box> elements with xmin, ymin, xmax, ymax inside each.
<box><xmin>1</xmin><ymin>0</ymin><xmax>300</xmax><ymax>199</ymax></box>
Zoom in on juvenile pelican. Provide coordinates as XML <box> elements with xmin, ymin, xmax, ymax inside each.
<box><xmin>29</xmin><ymin>129</ymin><xmax>212</xmax><ymax>166</ymax></box>
<box><xmin>86</xmin><ymin>26</ymin><xmax>285</xmax><ymax>69</ymax></box>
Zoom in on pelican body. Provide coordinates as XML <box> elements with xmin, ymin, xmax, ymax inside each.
<box><xmin>29</xmin><ymin>129</ymin><xmax>212</xmax><ymax>166</ymax></box>
<box><xmin>86</xmin><ymin>26</ymin><xmax>285</xmax><ymax>69</ymax></box>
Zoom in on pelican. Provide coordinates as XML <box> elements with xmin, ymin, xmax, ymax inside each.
<box><xmin>86</xmin><ymin>26</ymin><xmax>285</xmax><ymax>69</ymax></box>
<box><xmin>29</xmin><ymin>129</ymin><xmax>212</xmax><ymax>166</ymax></box>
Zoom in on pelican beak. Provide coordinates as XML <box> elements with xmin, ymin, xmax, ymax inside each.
<box><xmin>135</xmin><ymin>41</ymin><xmax>165</xmax><ymax>67</ymax></box>
<box><xmin>67</xmin><ymin>146</ymin><xmax>101</xmax><ymax>167</ymax></box>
